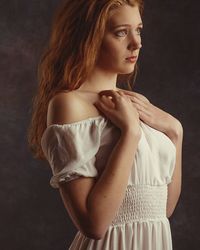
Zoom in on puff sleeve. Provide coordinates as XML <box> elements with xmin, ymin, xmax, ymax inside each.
<box><xmin>41</xmin><ymin>117</ymin><xmax>105</xmax><ymax>188</ymax></box>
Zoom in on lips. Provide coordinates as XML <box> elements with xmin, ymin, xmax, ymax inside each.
<box><xmin>126</xmin><ymin>56</ymin><xmax>137</xmax><ymax>59</ymax></box>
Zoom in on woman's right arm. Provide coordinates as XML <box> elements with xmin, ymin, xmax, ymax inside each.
<box><xmin>48</xmin><ymin>91</ymin><xmax>140</xmax><ymax>240</ymax></box>
<box><xmin>86</xmin><ymin>128</ymin><xmax>140</xmax><ymax>238</ymax></box>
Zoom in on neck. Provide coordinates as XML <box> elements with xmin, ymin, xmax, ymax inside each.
<box><xmin>77</xmin><ymin>66</ymin><xmax>118</xmax><ymax>93</ymax></box>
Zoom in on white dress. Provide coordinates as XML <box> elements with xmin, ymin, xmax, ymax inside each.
<box><xmin>41</xmin><ymin>115</ymin><xmax>176</xmax><ymax>250</ymax></box>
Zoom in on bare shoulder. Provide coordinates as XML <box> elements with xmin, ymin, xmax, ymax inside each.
<box><xmin>47</xmin><ymin>91</ymin><xmax>95</xmax><ymax>126</ymax></box>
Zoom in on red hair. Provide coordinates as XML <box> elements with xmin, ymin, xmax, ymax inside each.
<box><xmin>27</xmin><ymin>0</ymin><xmax>144</xmax><ymax>160</ymax></box>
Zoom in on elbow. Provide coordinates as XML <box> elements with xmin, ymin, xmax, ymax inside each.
<box><xmin>166</xmin><ymin>203</ymin><xmax>178</xmax><ymax>218</ymax></box>
<box><xmin>166</xmin><ymin>210</ymin><xmax>173</xmax><ymax>218</ymax></box>
<box><xmin>81</xmin><ymin>222</ymin><xmax>108</xmax><ymax>240</ymax></box>
<box><xmin>87</xmin><ymin>224</ymin><xmax>109</xmax><ymax>240</ymax></box>
<box><xmin>166</xmin><ymin>205</ymin><xmax>176</xmax><ymax>218</ymax></box>
<box><xmin>84</xmin><ymin>231</ymin><xmax>104</xmax><ymax>240</ymax></box>
<box><xmin>82</xmin><ymin>227</ymin><xmax>106</xmax><ymax>240</ymax></box>
<box><xmin>167</xmin><ymin>193</ymin><xmax>181</xmax><ymax>218</ymax></box>
<box><xmin>78</xmin><ymin>207</ymin><xmax>110</xmax><ymax>240</ymax></box>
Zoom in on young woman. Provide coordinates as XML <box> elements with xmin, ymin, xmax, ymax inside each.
<box><xmin>28</xmin><ymin>0</ymin><xmax>183</xmax><ymax>249</ymax></box>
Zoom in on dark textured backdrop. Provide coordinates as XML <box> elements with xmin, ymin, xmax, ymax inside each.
<box><xmin>1</xmin><ymin>0</ymin><xmax>200</xmax><ymax>249</ymax></box>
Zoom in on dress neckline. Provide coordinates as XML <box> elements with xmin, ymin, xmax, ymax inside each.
<box><xmin>41</xmin><ymin>115</ymin><xmax>108</xmax><ymax>141</ymax></box>
<box><xmin>46</xmin><ymin>115</ymin><xmax>107</xmax><ymax>128</ymax></box>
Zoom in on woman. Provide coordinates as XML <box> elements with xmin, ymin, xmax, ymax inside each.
<box><xmin>28</xmin><ymin>0</ymin><xmax>183</xmax><ymax>249</ymax></box>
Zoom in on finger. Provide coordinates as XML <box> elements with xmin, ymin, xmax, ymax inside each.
<box><xmin>117</xmin><ymin>91</ymin><xmax>131</xmax><ymax>101</ymax></box>
<box><xmin>120</xmin><ymin>89</ymin><xmax>150</xmax><ymax>103</ymax></box>
<box><xmin>99</xmin><ymin>90</ymin><xmax>121</xmax><ymax>103</ymax></box>
<box><xmin>117</xmin><ymin>90</ymin><xmax>125</xmax><ymax>95</ymax></box>
<box><xmin>133</xmin><ymin>93</ymin><xmax>150</xmax><ymax>103</ymax></box>
<box><xmin>130</xmin><ymin>96</ymin><xmax>148</xmax><ymax>109</ymax></box>
<box><xmin>117</xmin><ymin>89</ymin><xmax>133</xmax><ymax>95</ymax></box>
<box><xmin>98</xmin><ymin>94</ymin><xmax>116</xmax><ymax>108</ymax></box>
<box><xmin>134</xmin><ymin>103</ymin><xmax>151</xmax><ymax>116</ymax></box>
<box><xmin>137</xmin><ymin>109</ymin><xmax>146</xmax><ymax>121</ymax></box>
<box><xmin>94</xmin><ymin>99</ymin><xmax>112</xmax><ymax>114</ymax></box>
<box><xmin>99</xmin><ymin>90</ymin><xmax>124</xmax><ymax>110</ymax></box>
<box><xmin>133</xmin><ymin>103</ymin><xmax>144</xmax><ymax>112</ymax></box>
<box><xmin>137</xmin><ymin>110</ymin><xmax>153</xmax><ymax>125</ymax></box>
<box><xmin>135</xmin><ymin>93</ymin><xmax>150</xmax><ymax>103</ymax></box>
<box><xmin>126</xmin><ymin>94</ymin><xmax>148</xmax><ymax>109</ymax></box>
<box><xmin>100</xmin><ymin>95</ymin><xmax>115</xmax><ymax>109</ymax></box>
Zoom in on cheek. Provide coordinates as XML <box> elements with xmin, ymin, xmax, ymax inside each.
<box><xmin>102</xmin><ymin>41</ymin><xmax>119</xmax><ymax>56</ymax></box>
<box><xmin>100</xmin><ymin>36</ymin><xmax>124</xmax><ymax>61</ymax></box>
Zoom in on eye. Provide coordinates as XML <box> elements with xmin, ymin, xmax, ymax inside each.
<box><xmin>136</xmin><ymin>27</ymin><xmax>143</xmax><ymax>35</ymax></box>
<box><xmin>115</xmin><ymin>29</ymin><xmax>128</xmax><ymax>37</ymax></box>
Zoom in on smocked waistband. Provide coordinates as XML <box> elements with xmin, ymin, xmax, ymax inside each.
<box><xmin>111</xmin><ymin>184</ymin><xmax>167</xmax><ymax>226</ymax></box>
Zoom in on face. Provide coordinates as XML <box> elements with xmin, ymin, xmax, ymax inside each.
<box><xmin>96</xmin><ymin>4</ymin><xmax>143</xmax><ymax>74</ymax></box>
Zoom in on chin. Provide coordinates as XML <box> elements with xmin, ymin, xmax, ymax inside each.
<box><xmin>118</xmin><ymin>66</ymin><xmax>135</xmax><ymax>75</ymax></box>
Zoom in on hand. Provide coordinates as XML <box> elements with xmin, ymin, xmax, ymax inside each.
<box><xmin>94</xmin><ymin>90</ymin><xmax>141</xmax><ymax>136</ymax></box>
<box><xmin>120</xmin><ymin>89</ymin><xmax>183</xmax><ymax>141</ymax></box>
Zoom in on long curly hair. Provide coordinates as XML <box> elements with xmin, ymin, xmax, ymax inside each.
<box><xmin>27</xmin><ymin>0</ymin><xmax>144</xmax><ymax>160</ymax></box>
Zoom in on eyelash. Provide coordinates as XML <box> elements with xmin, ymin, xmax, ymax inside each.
<box><xmin>115</xmin><ymin>27</ymin><xmax>143</xmax><ymax>37</ymax></box>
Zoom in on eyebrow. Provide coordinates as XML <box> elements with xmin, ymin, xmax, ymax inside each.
<box><xmin>112</xmin><ymin>23</ymin><xmax>143</xmax><ymax>28</ymax></box>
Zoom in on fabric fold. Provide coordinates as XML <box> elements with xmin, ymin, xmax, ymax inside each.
<box><xmin>41</xmin><ymin>116</ymin><xmax>107</xmax><ymax>188</ymax></box>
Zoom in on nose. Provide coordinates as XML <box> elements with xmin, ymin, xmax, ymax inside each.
<box><xmin>127</xmin><ymin>32</ymin><xmax>142</xmax><ymax>51</ymax></box>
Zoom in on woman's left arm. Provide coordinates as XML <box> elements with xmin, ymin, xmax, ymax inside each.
<box><xmin>119</xmin><ymin>89</ymin><xmax>183</xmax><ymax>218</ymax></box>
<box><xmin>164</xmin><ymin>120</ymin><xmax>183</xmax><ymax>218</ymax></box>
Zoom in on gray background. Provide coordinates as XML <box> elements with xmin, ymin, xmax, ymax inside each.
<box><xmin>1</xmin><ymin>0</ymin><xmax>200</xmax><ymax>249</ymax></box>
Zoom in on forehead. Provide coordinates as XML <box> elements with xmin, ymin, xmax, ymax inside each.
<box><xmin>108</xmin><ymin>5</ymin><xmax>142</xmax><ymax>28</ymax></box>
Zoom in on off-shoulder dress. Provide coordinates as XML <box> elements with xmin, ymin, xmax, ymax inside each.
<box><xmin>41</xmin><ymin>115</ymin><xmax>176</xmax><ymax>250</ymax></box>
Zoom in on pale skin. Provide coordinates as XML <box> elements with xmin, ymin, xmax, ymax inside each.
<box><xmin>49</xmin><ymin>3</ymin><xmax>183</xmax><ymax>239</ymax></box>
